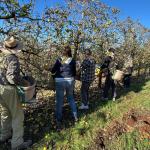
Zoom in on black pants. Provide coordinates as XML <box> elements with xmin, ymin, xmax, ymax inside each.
<box><xmin>102</xmin><ymin>75</ymin><xmax>117</xmax><ymax>99</ymax></box>
<box><xmin>123</xmin><ymin>74</ymin><xmax>131</xmax><ymax>88</ymax></box>
<box><xmin>81</xmin><ymin>81</ymin><xmax>91</xmax><ymax>105</ymax></box>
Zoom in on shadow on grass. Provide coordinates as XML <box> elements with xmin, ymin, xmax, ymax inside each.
<box><xmin>0</xmin><ymin>76</ymin><xmax>149</xmax><ymax>150</ymax></box>
<box><xmin>116</xmin><ymin>76</ymin><xmax>150</xmax><ymax>100</ymax></box>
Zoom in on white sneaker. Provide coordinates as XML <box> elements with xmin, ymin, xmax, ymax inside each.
<box><xmin>113</xmin><ymin>97</ymin><xmax>116</xmax><ymax>101</ymax></box>
<box><xmin>79</xmin><ymin>103</ymin><xmax>89</xmax><ymax>110</ymax></box>
<box><xmin>73</xmin><ymin>112</ymin><xmax>78</xmax><ymax>122</ymax></box>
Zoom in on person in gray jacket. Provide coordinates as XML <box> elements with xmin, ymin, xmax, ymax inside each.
<box><xmin>0</xmin><ymin>36</ymin><xmax>32</xmax><ymax>150</ymax></box>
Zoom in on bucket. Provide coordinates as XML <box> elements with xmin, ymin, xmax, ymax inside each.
<box><xmin>18</xmin><ymin>76</ymin><xmax>36</xmax><ymax>102</ymax></box>
<box><xmin>113</xmin><ymin>70</ymin><xmax>124</xmax><ymax>81</ymax></box>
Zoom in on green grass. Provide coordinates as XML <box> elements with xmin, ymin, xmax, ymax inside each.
<box><xmin>31</xmin><ymin>80</ymin><xmax>150</xmax><ymax>150</ymax></box>
<box><xmin>108</xmin><ymin>131</ymin><xmax>150</xmax><ymax>150</ymax></box>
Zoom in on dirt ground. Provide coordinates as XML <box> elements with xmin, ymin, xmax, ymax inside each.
<box><xmin>89</xmin><ymin>109</ymin><xmax>150</xmax><ymax>150</ymax></box>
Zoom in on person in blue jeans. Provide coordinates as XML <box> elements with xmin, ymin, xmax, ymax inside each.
<box><xmin>51</xmin><ymin>46</ymin><xmax>77</xmax><ymax>129</ymax></box>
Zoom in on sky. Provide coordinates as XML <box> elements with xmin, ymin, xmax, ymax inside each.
<box><xmin>0</xmin><ymin>0</ymin><xmax>150</xmax><ymax>28</ymax></box>
<box><xmin>34</xmin><ymin>0</ymin><xmax>150</xmax><ymax>28</ymax></box>
<box><xmin>102</xmin><ymin>0</ymin><xmax>150</xmax><ymax>28</ymax></box>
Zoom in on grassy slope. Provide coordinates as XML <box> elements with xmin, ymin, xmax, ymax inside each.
<box><xmin>32</xmin><ymin>79</ymin><xmax>150</xmax><ymax>150</ymax></box>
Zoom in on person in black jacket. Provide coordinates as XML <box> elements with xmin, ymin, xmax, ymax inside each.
<box><xmin>51</xmin><ymin>46</ymin><xmax>77</xmax><ymax>129</ymax></box>
<box><xmin>99</xmin><ymin>48</ymin><xmax>117</xmax><ymax>101</ymax></box>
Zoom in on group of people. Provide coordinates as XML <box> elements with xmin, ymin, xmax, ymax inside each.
<box><xmin>48</xmin><ymin>45</ymin><xmax>133</xmax><ymax>130</ymax></box>
<box><xmin>98</xmin><ymin>48</ymin><xmax>133</xmax><ymax>101</ymax></box>
<box><xmin>50</xmin><ymin>46</ymin><xmax>96</xmax><ymax>128</ymax></box>
<box><xmin>0</xmin><ymin>36</ymin><xmax>133</xmax><ymax>150</ymax></box>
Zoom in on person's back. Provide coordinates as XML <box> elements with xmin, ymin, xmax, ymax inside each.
<box><xmin>0</xmin><ymin>53</ymin><xmax>22</xmax><ymax>85</ymax></box>
<box><xmin>51</xmin><ymin>56</ymin><xmax>76</xmax><ymax>79</ymax></box>
<box><xmin>51</xmin><ymin>46</ymin><xmax>77</xmax><ymax>130</ymax></box>
<box><xmin>81</xmin><ymin>57</ymin><xmax>95</xmax><ymax>83</ymax></box>
<box><xmin>0</xmin><ymin>36</ymin><xmax>32</xmax><ymax>149</ymax></box>
<box><xmin>100</xmin><ymin>48</ymin><xmax>117</xmax><ymax>101</ymax></box>
<box><xmin>79</xmin><ymin>49</ymin><xmax>96</xmax><ymax>110</ymax></box>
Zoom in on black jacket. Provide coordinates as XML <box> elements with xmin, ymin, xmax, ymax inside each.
<box><xmin>51</xmin><ymin>57</ymin><xmax>76</xmax><ymax>78</ymax></box>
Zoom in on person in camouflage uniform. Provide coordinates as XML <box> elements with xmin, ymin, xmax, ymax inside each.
<box><xmin>0</xmin><ymin>36</ymin><xmax>32</xmax><ymax>150</ymax></box>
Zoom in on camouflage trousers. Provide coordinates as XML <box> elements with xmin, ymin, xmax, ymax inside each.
<box><xmin>0</xmin><ymin>85</ymin><xmax>24</xmax><ymax>149</ymax></box>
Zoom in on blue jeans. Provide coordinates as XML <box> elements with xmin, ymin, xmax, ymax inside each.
<box><xmin>55</xmin><ymin>78</ymin><xmax>77</xmax><ymax>122</ymax></box>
